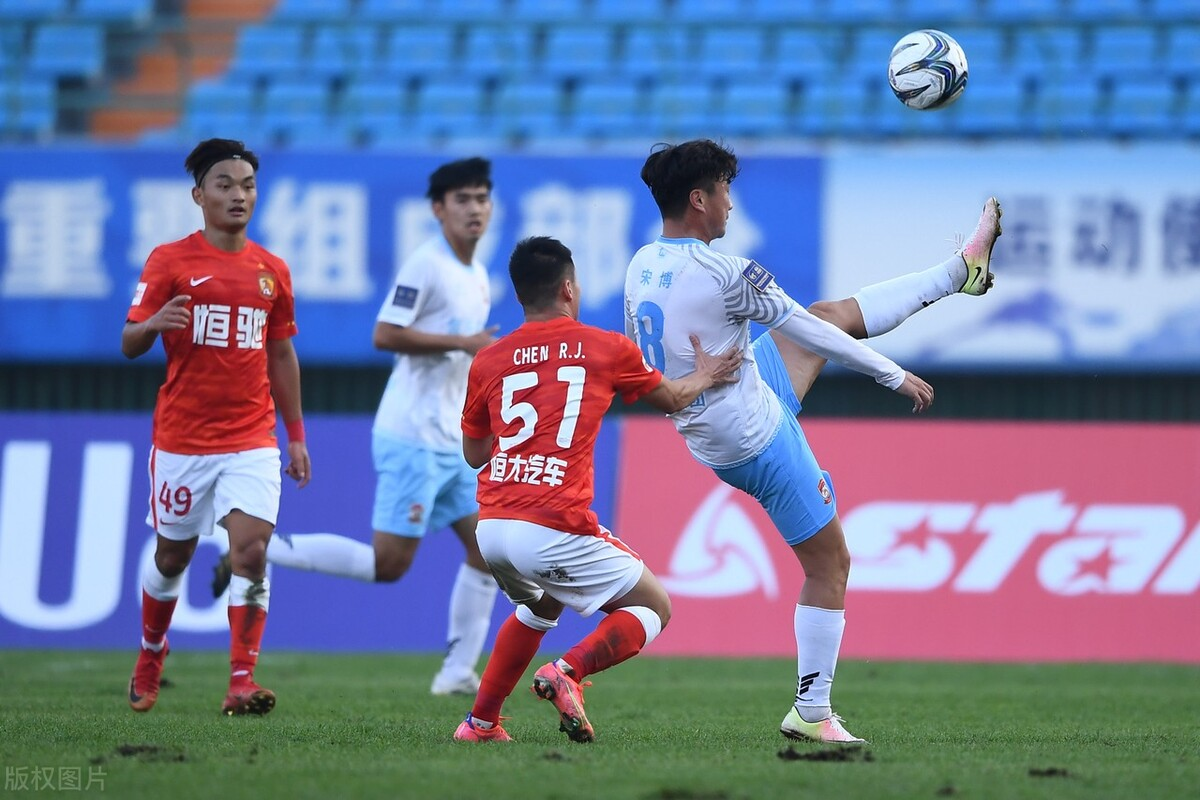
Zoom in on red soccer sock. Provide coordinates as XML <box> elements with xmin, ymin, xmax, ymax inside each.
<box><xmin>561</xmin><ymin>609</ymin><xmax>647</xmax><ymax>682</ymax></box>
<box><xmin>472</xmin><ymin>613</ymin><xmax>547</xmax><ymax>724</ymax></box>
<box><xmin>228</xmin><ymin>604</ymin><xmax>267</xmax><ymax>683</ymax></box>
<box><xmin>141</xmin><ymin>589</ymin><xmax>177</xmax><ymax>648</ymax></box>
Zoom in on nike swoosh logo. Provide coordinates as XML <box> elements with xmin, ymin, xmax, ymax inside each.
<box><xmin>190</xmin><ymin>276</ymin><xmax>214</xmax><ymax>286</ymax></box>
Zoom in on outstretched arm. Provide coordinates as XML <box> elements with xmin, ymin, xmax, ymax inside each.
<box><xmin>641</xmin><ymin>335</ymin><xmax>743</xmax><ymax>414</ymax></box>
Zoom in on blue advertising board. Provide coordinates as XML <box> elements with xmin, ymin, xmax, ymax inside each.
<box><xmin>0</xmin><ymin>411</ymin><xmax>621</xmax><ymax>652</ymax></box>
<box><xmin>0</xmin><ymin>147</ymin><xmax>821</xmax><ymax>364</ymax></box>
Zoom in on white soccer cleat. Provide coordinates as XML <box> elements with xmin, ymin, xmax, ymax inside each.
<box><xmin>780</xmin><ymin>707</ymin><xmax>866</xmax><ymax>743</ymax></box>
<box><xmin>430</xmin><ymin>669</ymin><xmax>481</xmax><ymax>697</ymax></box>
<box><xmin>957</xmin><ymin>196</ymin><xmax>1003</xmax><ymax>296</ymax></box>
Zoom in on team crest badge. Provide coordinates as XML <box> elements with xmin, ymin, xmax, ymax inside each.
<box><xmin>817</xmin><ymin>477</ymin><xmax>833</xmax><ymax>504</ymax></box>
<box><xmin>408</xmin><ymin>503</ymin><xmax>425</xmax><ymax>523</ymax></box>
<box><xmin>258</xmin><ymin>273</ymin><xmax>276</xmax><ymax>298</ymax></box>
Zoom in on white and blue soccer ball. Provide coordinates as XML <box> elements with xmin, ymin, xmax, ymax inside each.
<box><xmin>887</xmin><ymin>29</ymin><xmax>969</xmax><ymax>111</ymax></box>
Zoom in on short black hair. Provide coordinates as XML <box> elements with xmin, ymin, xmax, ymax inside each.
<box><xmin>509</xmin><ymin>236</ymin><xmax>574</xmax><ymax>310</ymax></box>
<box><xmin>640</xmin><ymin>139</ymin><xmax>739</xmax><ymax>219</ymax></box>
<box><xmin>185</xmin><ymin>138</ymin><xmax>259</xmax><ymax>186</ymax></box>
<box><xmin>427</xmin><ymin>156</ymin><xmax>493</xmax><ymax>202</ymax></box>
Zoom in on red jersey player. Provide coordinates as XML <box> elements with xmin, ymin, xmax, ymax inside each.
<box><xmin>122</xmin><ymin>139</ymin><xmax>310</xmax><ymax>716</ymax></box>
<box><xmin>453</xmin><ymin>236</ymin><xmax>742</xmax><ymax>743</ymax></box>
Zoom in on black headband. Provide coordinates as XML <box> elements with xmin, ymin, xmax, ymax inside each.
<box><xmin>195</xmin><ymin>152</ymin><xmax>247</xmax><ymax>186</ymax></box>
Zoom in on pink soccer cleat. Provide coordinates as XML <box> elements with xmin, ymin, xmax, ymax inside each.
<box><xmin>453</xmin><ymin>713</ymin><xmax>513</xmax><ymax>743</ymax></box>
<box><xmin>780</xmin><ymin>707</ymin><xmax>866</xmax><ymax>743</ymax></box>
<box><xmin>957</xmin><ymin>196</ymin><xmax>1003</xmax><ymax>296</ymax></box>
<box><xmin>531</xmin><ymin>662</ymin><xmax>594</xmax><ymax>743</ymax></box>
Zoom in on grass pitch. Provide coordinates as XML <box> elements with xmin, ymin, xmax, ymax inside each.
<box><xmin>1</xmin><ymin>651</ymin><xmax>1196</xmax><ymax>799</ymax></box>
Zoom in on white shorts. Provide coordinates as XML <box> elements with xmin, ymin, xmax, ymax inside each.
<box><xmin>144</xmin><ymin>447</ymin><xmax>282</xmax><ymax>542</ymax></box>
<box><xmin>476</xmin><ymin>518</ymin><xmax>645</xmax><ymax>617</ymax></box>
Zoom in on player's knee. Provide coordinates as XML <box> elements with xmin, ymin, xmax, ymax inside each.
<box><xmin>155</xmin><ymin>551</ymin><xmax>190</xmax><ymax>578</ymax></box>
<box><xmin>374</xmin><ymin>549</ymin><xmax>414</xmax><ymax>582</ymax></box>
<box><xmin>231</xmin><ymin>539</ymin><xmax>268</xmax><ymax>576</ymax></box>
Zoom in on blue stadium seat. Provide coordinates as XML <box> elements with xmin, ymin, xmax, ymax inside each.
<box><xmin>1106</xmin><ymin>76</ymin><xmax>1178</xmax><ymax>136</ymax></box>
<box><xmin>746</xmin><ymin>0</ymin><xmax>821</xmax><ymax>22</ymax></box>
<box><xmin>981</xmin><ymin>0</ymin><xmax>1063</xmax><ymax>23</ymax></box>
<box><xmin>1030</xmin><ymin>77</ymin><xmax>1102</xmax><ymax>135</ymax></box>
<box><xmin>1148</xmin><ymin>0</ymin><xmax>1199</xmax><ymax>21</ymax></box>
<box><xmin>340</xmin><ymin>77</ymin><xmax>407</xmax><ymax>139</ymax></box>
<box><xmin>848</xmin><ymin>28</ymin><xmax>902</xmax><ymax>81</ymax></box>
<box><xmin>570</xmin><ymin>79</ymin><xmax>642</xmax><ymax>139</ymax></box>
<box><xmin>774</xmin><ymin>28</ymin><xmax>843</xmax><ymax>87</ymax></box>
<box><xmin>1182</xmin><ymin>83</ymin><xmax>1200</xmax><ymax>135</ymax></box>
<box><xmin>427</xmin><ymin>0</ymin><xmax>506</xmax><ymax>22</ymax></box>
<box><xmin>511</xmin><ymin>0</ymin><xmax>586</xmax><ymax>22</ymax></box>
<box><xmin>797</xmin><ymin>80</ymin><xmax>871</xmax><ymax>137</ymax></box>
<box><xmin>671</xmin><ymin>0</ymin><xmax>750</xmax><ymax>23</ymax></box>
<box><xmin>540</xmin><ymin>26</ymin><xmax>615</xmax><ymax>81</ymax></box>
<box><xmin>1063</xmin><ymin>0</ymin><xmax>1143</xmax><ymax>21</ymax></box>
<box><xmin>493</xmin><ymin>77</ymin><xmax>564</xmax><ymax>140</ymax></box>
<box><xmin>230</xmin><ymin>25</ymin><xmax>306</xmax><ymax>82</ymax></box>
<box><xmin>590</xmin><ymin>0</ymin><xmax>667</xmax><ymax>23</ymax></box>
<box><xmin>619</xmin><ymin>27</ymin><xmax>689</xmax><ymax>82</ymax></box>
<box><xmin>720</xmin><ymin>78</ymin><xmax>792</xmax><ymax>138</ymax></box>
<box><xmin>1010</xmin><ymin>26</ymin><xmax>1085</xmax><ymax>84</ymax></box>
<box><xmin>899</xmin><ymin>0</ymin><xmax>981</xmax><ymax>25</ymax></box>
<box><xmin>0</xmin><ymin>0</ymin><xmax>68</xmax><ymax>21</ymax></box>
<box><xmin>380</xmin><ymin>26</ymin><xmax>456</xmax><ymax>81</ymax></box>
<box><xmin>28</xmin><ymin>23</ymin><xmax>105</xmax><ymax>81</ymax></box>
<box><xmin>74</xmin><ymin>0</ymin><xmax>153</xmax><ymax>25</ymax></box>
<box><xmin>261</xmin><ymin>77</ymin><xmax>330</xmax><ymax>140</ymax></box>
<box><xmin>273</xmin><ymin>0</ymin><xmax>352</xmax><ymax>23</ymax></box>
<box><xmin>1091</xmin><ymin>26</ymin><xmax>1162</xmax><ymax>81</ymax></box>
<box><xmin>952</xmin><ymin>28</ymin><xmax>1007</xmax><ymax>75</ymax></box>
<box><xmin>696</xmin><ymin>28</ymin><xmax>767</xmax><ymax>81</ymax></box>
<box><xmin>823</xmin><ymin>0</ymin><xmax>900</xmax><ymax>24</ymax></box>
<box><xmin>953</xmin><ymin>73</ymin><xmax>1028</xmax><ymax>136</ymax></box>
<box><xmin>356</xmin><ymin>0</ymin><xmax>427</xmax><ymax>21</ymax></box>
<box><xmin>183</xmin><ymin>79</ymin><xmax>257</xmax><ymax>139</ymax></box>
<box><xmin>412</xmin><ymin>78</ymin><xmax>487</xmax><ymax>137</ymax></box>
<box><xmin>309</xmin><ymin>25</ymin><xmax>378</xmax><ymax>81</ymax></box>
<box><xmin>647</xmin><ymin>80</ymin><xmax>719</xmax><ymax>139</ymax></box>
<box><xmin>3</xmin><ymin>77</ymin><xmax>55</xmax><ymax>138</ymax></box>
<box><xmin>460</xmin><ymin>26</ymin><xmax>535</xmax><ymax>81</ymax></box>
<box><xmin>1165</xmin><ymin>28</ymin><xmax>1200</xmax><ymax>81</ymax></box>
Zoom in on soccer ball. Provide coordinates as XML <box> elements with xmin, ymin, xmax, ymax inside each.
<box><xmin>887</xmin><ymin>29</ymin><xmax>968</xmax><ymax>111</ymax></box>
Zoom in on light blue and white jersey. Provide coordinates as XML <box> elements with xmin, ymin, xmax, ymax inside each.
<box><xmin>625</xmin><ymin>236</ymin><xmax>799</xmax><ymax>468</ymax></box>
<box><xmin>374</xmin><ymin>235</ymin><xmax>491</xmax><ymax>452</ymax></box>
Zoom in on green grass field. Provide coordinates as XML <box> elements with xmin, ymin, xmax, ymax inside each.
<box><xmin>1</xmin><ymin>651</ymin><xmax>1196</xmax><ymax>800</ymax></box>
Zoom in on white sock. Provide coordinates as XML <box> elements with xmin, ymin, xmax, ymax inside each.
<box><xmin>142</xmin><ymin>560</ymin><xmax>183</xmax><ymax>602</ymax></box>
<box><xmin>794</xmin><ymin>604</ymin><xmax>846</xmax><ymax>722</ymax></box>
<box><xmin>267</xmin><ymin>533</ymin><xmax>376</xmax><ymax>582</ymax></box>
<box><xmin>439</xmin><ymin>564</ymin><xmax>498</xmax><ymax>677</ymax></box>
<box><xmin>228</xmin><ymin>574</ymin><xmax>271</xmax><ymax>612</ymax></box>
<box><xmin>851</xmin><ymin>255</ymin><xmax>964</xmax><ymax>337</ymax></box>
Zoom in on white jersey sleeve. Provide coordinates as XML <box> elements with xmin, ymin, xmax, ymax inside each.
<box><xmin>376</xmin><ymin>250</ymin><xmax>432</xmax><ymax>328</ymax></box>
<box><xmin>690</xmin><ymin>247</ymin><xmax>798</xmax><ymax>328</ymax></box>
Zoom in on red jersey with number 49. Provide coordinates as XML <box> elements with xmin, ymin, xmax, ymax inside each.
<box><xmin>462</xmin><ymin>316</ymin><xmax>662</xmax><ymax>535</ymax></box>
<box><xmin>127</xmin><ymin>231</ymin><xmax>298</xmax><ymax>455</ymax></box>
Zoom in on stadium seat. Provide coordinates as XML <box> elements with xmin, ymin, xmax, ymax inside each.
<box><xmin>647</xmin><ymin>80</ymin><xmax>719</xmax><ymax>139</ymax></box>
<box><xmin>511</xmin><ymin>0</ymin><xmax>586</xmax><ymax>22</ymax></box>
<box><xmin>1181</xmin><ymin>83</ymin><xmax>1200</xmax><ymax>135</ymax></box>
<box><xmin>746</xmin><ymin>0</ymin><xmax>821</xmax><ymax>22</ymax></box>
<box><xmin>774</xmin><ymin>28</ymin><xmax>841</xmax><ymax>88</ymax></box>
<box><xmin>1063</xmin><ymin>0</ymin><xmax>1143</xmax><ymax>21</ymax></box>
<box><xmin>823</xmin><ymin>0</ymin><xmax>900</xmax><ymax>25</ymax></box>
<box><xmin>380</xmin><ymin>26</ymin><xmax>456</xmax><ymax>81</ymax></box>
<box><xmin>696</xmin><ymin>28</ymin><xmax>767</xmax><ymax>81</ymax></box>
<box><xmin>899</xmin><ymin>0</ymin><xmax>981</xmax><ymax>25</ymax></box>
<box><xmin>340</xmin><ymin>77</ymin><xmax>407</xmax><ymax>140</ymax></box>
<box><xmin>273</xmin><ymin>0</ymin><xmax>352</xmax><ymax>23</ymax></box>
<box><xmin>980</xmin><ymin>0</ymin><xmax>1063</xmax><ymax>23</ymax></box>
<box><xmin>1148</xmin><ymin>0</ymin><xmax>1199</xmax><ymax>21</ymax></box>
<box><xmin>540</xmin><ymin>26</ymin><xmax>616</xmax><ymax>81</ymax></box>
<box><xmin>720</xmin><ymin>78</ymin><xmax>793</xmax><ymax>138</ymax></box>
<box><xmin>183</xmin><ymin>79</ymin><xmax>257</xmax><ymax>139</ymax></box>
<box><xmin>356</xmin><ymin>0</ymin><xmax>427</xmax><ymax>21</ymax></box>
<box><xmin>1010</xmin><ymin>26</ymin><xmax>1085</xmax><ymax>85</ymax></box>
<box><xmin>619</xmin><ymin>27</ymin><xmax>689</xmax><ymax>82</ymax></box>
<box><xmin>309</xmin><ymin>25</ymin><xmax>379</xmax><ymax>81</ymax></box>
<box><xmin>590</xmin><ymin>0</ymin><xmax>667</xmax><ymax>23</ymax></box>
<box><xmin>1165</xmin><ymin>28</ymin><xmax>1200</xmax><ymax>81</ymax></box>
<box><xmin>493</xmin><ymin>77</ymin><xmax>564</xmax><ymax>141</ymax></box>
<box><xmin>3</xmin><ymin>77</ymin><xmax>55</xmax><ymax>138</ymax></box>
<box><xmin>953</xmin><ymin>74</ymin><xmax>1028</xmax><ymax>136</ymax></box>
<box><xmin>569</xmin><ymin>79</ymin><xmax>642</xmax><ymax>139</ymax></box>
<box><xmin>27</xmin><ymin>23</ymin><xmax>105</xmax><ymax>81</ymax></box>
<box><xmin>427</xmin><ymin>0</ymin><xmax>506</xmax><ymax>22</ymax></box>
<box><xmin>797</xmin><ymin>80</ymin><xmax>871</xmax><ymax>137</ymax></box>
<box><xmin>848</xmin><ymin>28</ymin><xmax>902</xmax><ymax>80</ymax></box>
<box><xmin>671</xmin><ymin>0</ymin><xmax>750</xmax><ymax>23</ymax></box>
<box><xmin>230</xmin><ymin>25</ymin><xmax>306</xmax><ymax>82</ymax></box>
<box><xmin>261</xmin><ymin>77</ymin><xmax>330</xmax><ymax>141</ymax></box>
<box><xmin>1030</xmin><ymin>77</ymin><xmax>1102</xmax><ymax>135</ymax></box>
<box><xmin>73</xmin><ymin>0</ymin><xmax>153</xmax><ymax>25</ymax></box>
<box><xmin>951</xmin><ymin>28</ymin><xmax>1007</xmax><ymax>75</ymax></box>
<box><xmin>1091</xmin><ymin>27</ymin><xmax>1162</xmax><ymax>81</ymax></box>
<box><xmin>412</xmin><ymin>78</ymin><xmax>487</xmax><ymax>137</ymax></box>
<box><xmin>1106</xmin><ymin>76</ymin><xmax>1178</xmax><ymax>136</ymax></box>
<box><xmin>460</xmin><ymin>26</ymin><xmax>535</xmax><ymax>81</ymax></box>
<box><xmin>0</xmin><ymin>0</ymin><xmax>68</xmax><ymax>21</ymax></box>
